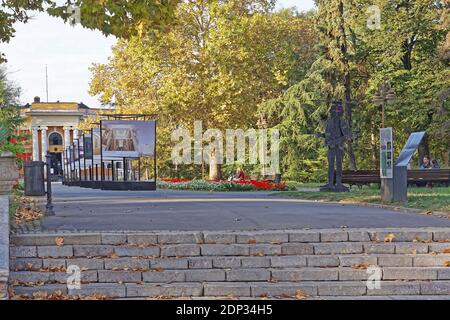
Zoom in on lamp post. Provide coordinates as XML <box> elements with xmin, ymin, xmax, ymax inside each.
<box><xmin>373</xmin><ymin>82</ymin><xmax>396</xmax><ymax>128</ymax></box>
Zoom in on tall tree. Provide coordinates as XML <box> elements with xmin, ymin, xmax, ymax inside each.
<box><xmin>89</xmin><ymin>1</ymin><xmax>318</xmax><ymax>179</ymax></box>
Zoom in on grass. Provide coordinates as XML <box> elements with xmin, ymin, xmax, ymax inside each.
<box><xmin>272</xmin><ymin>185</ymin><xmax>450</xmax><ymax>213</ymax></box>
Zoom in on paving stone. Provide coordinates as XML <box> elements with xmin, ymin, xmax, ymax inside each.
<box><xmin>413</xmin><ymin>255</ymin><xmax>450</xmax><ymax>267</ymax></box>
<box><xmin>10</xmin><ymin>246</ymin><xmax>37</xmax><ymax>258</ymax></box>
<box><xmin>317</xmin><ymin>283</ymin><xmax>367</xmax><ymax>296</ymax></box>
<box><xmin>339</xmin><ymin>255</ymin><xmax>377</xmax><ymax>267</ymax></box>
<box><xmin>370</xmin><ymin>231</ymin><xmax>432</xmax><ymax>242</ymax></box>
<box><xmin>226</xmin><ymin>269</ymin><xmax>270</xmax><ymax>282</ymax></box>
<box><xmin>98</xmin><ymin>270</ymin><xmax>142</xmax><ymax>283</ymax></box>
<box><xmin>367</xmin><ymin>282</ymin><xmax>420</xmax><ymax>296</ymax></box>
<box><xmin>12</xmin><ymin>234</ymin><xmax>101</xmax><ymax>246</ymax></box>
<box><xmin>104</xmin><ymin>258</ymin><xmax>149</xmax><ymax>270</ymax></box>
<box><xmin>185</xmin><ymin>269</ymin><xmax>226</xmax><ymax>282</ymax></box>
<box><xmin>395</xmin><ymin>243</ymin><xmax>428</xmax><ymax>254</ymax></box>
<box><xmin>437</xmin><ymin>268</ymin><xmax>450</xmax><ymax>280</ymax></box>
<box><xmin>162</xmin><ymin>244</ymin><xmax>200</xmax><ymax>257</ymax></box>
<box><xmin>212</xmin><ymin>257</ymin><xmax>241</xmax><ymax>269</ymax></box>
<box><xmin>428</xmin><ymin>243</ymin><xmax>450</xmax><ymax>253</ymax></box>
<box><xmin>66</xmin><ymin>258</ymin><xmax>104</xmax><ymax>270</ymax></box>
<box><xmin>249</xmin><ymin>244</ymin><xmax>281</xmax><ymax>256</ymax></box>
<box><xmin>348</xmin><ymin>231</ymin><xmax>370</xmax><ymax>242</ymax></box>
<box><xmin>204</xmin><ymin>283</ymin><xmax>251</xmax><ymax>297</ymax></box>
<box><xmin>288</xmin><ymin>231</ymin><xmax>320</xmax><ymax>243</ymax></box>
<box><xmin>339</xmin><ymin>269</ymin><xmax>371</xmax><ymax>281</ymax></box>
<box><xmin>377</xmin><ymin>255</ymin><xmax>413</xmax><ymax>267</ymax></box>
<box><xmin>188</xmin><ymin>258</ymin><xmax>213</xmax><ymax>269</ymax></box>
<box><xmin>421</xmin><ymin>281</ymin><xmax>450</xmax><ymax>295</ymax></box>
<box><xmin>157</xmin><ymin>232</ymin><xmax>203</xmax><ymax>244</ymax></box>
<box><xmin>151</xmin><ymin>258</ymin><xmax>189</xmax><ymax>269</ymax></box>
<box><xmin>201</xmin><ymin>244</ymin><xmax>248</xmax><ymax>256</ymax></box>
<box><xmin>11</xmin><ymin>258</ymin><xmax>43</xmax><ymax>271</ymax></box>
<box><xmin>383</xmin><ymin>267</ymin><xmax>437</xmax><ymax>280</ymax></box>
<box><xmin>0</xmin><ymin>246</ymin><xmax>8</xmax><ymax>270</ymax></box>
<box><xmin>10</xmin><ymin>271</ymin><xmax>50</xmax><ymax>283</ymax></box>
<box><xmin>433</xmin><ymin>231</ymin><xmax>450</xmax><ymax>241</ymax></box>
<box><xmin>114</xmin><ymin>246</ymin><xmax>160</xmax><ymax>257</ymax></box>
<box><xmin>204</xmin><ymin>232</ymin><xmax>236</xmax><ymax>244</ymax></box>
<box><xmin>38</xmin><ymin>246</ymin><xmax>73</xmax><ymax>258</ymax></box>
<box><xmin>127</xmin><ymin>234</ymin><xmax>158</xmax><ymax>245</ymax></box>
<box><xmin>307</xmin><ymin>256</ymin><xmax>339</xmax><ymax>267</ymax></box>
<box><xmin>126</xmin><ymin>283</ymin><xmax>203</xmax><ymax>297</ymax></box>
<box><xmin>271</xmin><ymin>256</ymin><xmax>307</xmax><ymax>268</ymax></box>
<box><xmin>314</xmin><ymin>243</ymin><xmax>363</xmax><ymax>255</ymax></box>
<box><xmin>68</xmin><ymin>283</ymin><xmax>126</xmax><ymax>298</ymax></box>
<box><xmin>53</xmin><ymin>270</ymin><xmax>98</xmax><ymax>283</ymax></box>
<box><xmin>241</xmin><ymin>257</ymin><xmax>271</xmax><ymax>268</ymax></box>
<box><xmin>73</xmin><ymin>245</ymin><xmax>113</xmax><ymax>257</ymax></box>
<box><xmin>236</xmin><ymin>232</ymin><xmax>288</xmax><ymax>244</ymax></box>
<box><xmin>364</xmin><ymin>244</ymin><xmax>395</xmax><ymax>254</ymax></box>
<box><xmin>142</xmin><ymin>270</ymin><xmax>185</xmax><ymax>282</ymax></box>
<box><xmin>320</xmin><ymin>231</ymin><xmax>348</xmax><ymax>242</ymax></box>
<box><xmin>281</xmin><ymin>243</ymin><xmax>314</xmax><ymax>255</ymax></box>
<box><xmin>12</xmin><ymin>284</ymin><xmax>68</xmax><ymax>296</ymax></box>
<box><xmin>250</xmin><ymin>283</ymin><xmax>317</xmax><ymax>297</ymax></box>
<box><xmin>42</xmin><ymin>259</ymin><xmax>66</xmax><ymax>269</ymax></box>
<box><xmin>271</xmin><ymin>269</ymin><xmax>338</xmax><ymax>281</ymax></box>
<box><xmin>101</xmin><ymin>234</ymin><xmax>126</xmax><ymax>245</ymax></box>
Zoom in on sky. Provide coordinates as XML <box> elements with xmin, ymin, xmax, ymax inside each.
<box><xmin>1</xmin><ymin>0</ymin><xmax>316</xmax><ymax>108</ymax></box>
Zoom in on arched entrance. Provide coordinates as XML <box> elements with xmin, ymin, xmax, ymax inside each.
<box><xmin>48</xmin><ymin>131</ymin><xmax>63</xmax><ymax>176</ymax></box>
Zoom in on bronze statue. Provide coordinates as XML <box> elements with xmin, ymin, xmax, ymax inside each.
<box><xmin>316</xmin><ymin>100</ymin><xmax>351</xmax><ymax>192</ymax></box>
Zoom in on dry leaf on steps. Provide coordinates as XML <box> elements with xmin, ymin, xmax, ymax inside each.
<box><xmin>352</xmin><ymin>263</ymin><xmax>369</xmax><ymax>270</ymax></box>
<box><xmin>444</xmin><ymin>261</ymin><xmax>450</xmax><ymax>267</ymax></box>
<box><xmin>384</xmin><ymin>233</ymin><xmax>396</xmax><ymax>242</ymax></box>
<box><xmin>295</xmin><ymin>290</ymin><xmax>306</xmax><ymax>300</ymax></box>
<box><xmin>55</xmin><ymin>237</ymin><xmax>64</xmax><ymax>246</ymax></box>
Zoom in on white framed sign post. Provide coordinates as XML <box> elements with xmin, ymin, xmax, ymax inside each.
<box><xmin>380</xmin><ymin>128</ymin><xmax>394</xmax><ymax>202</ymax></box>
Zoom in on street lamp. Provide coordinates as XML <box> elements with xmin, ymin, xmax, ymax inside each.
<box><xmin>373</xmin><ymin>82</ymin><xmax>396</xmax><ymax>128</ymax></box>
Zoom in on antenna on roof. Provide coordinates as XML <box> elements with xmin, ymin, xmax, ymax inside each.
<box><xmin>45</xmin><ymin>64</ymin><xmax>49</xmax><ymax>102</ymax></box>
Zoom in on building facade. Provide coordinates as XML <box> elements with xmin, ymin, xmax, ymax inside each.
<box><xmin>20</xmin><ymin>96</ymin><xmax>106</xmax><ymax>175</ymax></box>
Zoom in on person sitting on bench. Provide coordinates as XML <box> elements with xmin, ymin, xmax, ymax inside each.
<box><xmin>420</xmin><ymin>156</ymin><xmax>433</xmax><ymax>169</ymax></box>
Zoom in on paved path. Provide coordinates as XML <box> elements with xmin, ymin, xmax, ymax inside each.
<box><xmin>39</xmin><ymin>183</ymin><xmax>450</xmax><ymax>231</ymax></box>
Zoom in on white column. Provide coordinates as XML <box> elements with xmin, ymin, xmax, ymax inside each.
<box><xmin>32</xmin><ymin>127</ymin><xmax>39</xmax><ymax>161</ymax></box>
<box><xmin>41</xmin><ymin>126</ymin><xmax>48</xmax><ymax>161</ymax></box>
<box><xmin>63</xmin><ymin>126</ymin><xmax>71</xmax><ymax>148</ymax></box>
<box><xmin>73</xmin><ymin>128</ymin><xmax>79</xmax><ymax>140</ymax></box>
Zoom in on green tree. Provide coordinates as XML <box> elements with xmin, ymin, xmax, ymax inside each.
<box><xmin>89</xmin><ymin>1</ymin><xmax>318</xmax><ymax>179</ymax></box>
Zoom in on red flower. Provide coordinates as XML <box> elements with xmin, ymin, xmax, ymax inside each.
<box><xmin>9</xmin><ymin>137</ymin><xmax>17</xmax><ymax>144</ymax></box>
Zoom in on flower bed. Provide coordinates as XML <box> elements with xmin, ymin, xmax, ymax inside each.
<box><xmin>158</xmin><ymin>179</ymin><xmax>289</xmax><ymax>191</ymax></box>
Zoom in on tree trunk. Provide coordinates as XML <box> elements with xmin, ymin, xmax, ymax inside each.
<box><xmin>338</xmin><ymin>1</ymin><xmax>357</xmax><ymax>171</ymax></box>
<box><xmin>344</xmin><ymin>73</ymin><xmax>357</xmax><ymax>170</ymax></box>
<box><xmin>209</xmin><ymin>162</ymin><xmax>222</xmax><ymax>180</ymax></box>
<box><xmin>418</xmin><ymin>134</ymin><xmax>430</xmax><ymax>167</ymax></box>
<box><xmin>371</xmin><ymin>131</ymin><xmax>378</xmax><ymax>169</ymax></box>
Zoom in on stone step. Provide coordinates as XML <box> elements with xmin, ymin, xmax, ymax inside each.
<box><xmin>11</xmin><ymin>228</ymin><xmax>450</xmax><ymax>246</ymax></box>
<box><xmin>9</xmin><ymin>267</ymin><xmax>450</xmax><ymax>285</ymax></box>
<box><xmin>9</xmin><ymin>281</ymin><xmax>450</xmax><ymax>299</ymax></box>
<box><xmin>9</xmin><ymin>241</ymin><xmax>450</xmax><ymax>260</ymax></box>
<box><xmin>10</xmin><ymin>254</ymin><xmax>450</xmax><ymax>272</ymax></box>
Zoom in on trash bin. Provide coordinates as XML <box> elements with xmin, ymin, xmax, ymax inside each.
<box><xmin>24</xmin><ymin>161</ymin><xmax>45</xmax><ymax>196</ymax></box>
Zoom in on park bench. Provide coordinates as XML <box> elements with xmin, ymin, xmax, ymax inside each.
<box><xmin>342</xmin><ymin>169</ymin><xmax>450</xmax><ymax>188</ymax></box>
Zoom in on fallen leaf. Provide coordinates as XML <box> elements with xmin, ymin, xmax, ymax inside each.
<box><xmin>444</xmin><ymin>261</ymin><xmax>450</xmax><ymax>267</ymax></box>
<box><xmin>442</xmin><ymin>248</ymin><xmax>450</xmax><ymax>254</ymax></box>
<box><xmin>55</xmin><ymin>237</ymin><xmax>64</xmax><ymax>246</ymax></box>
<box><xmin>295</xmin><ymin>290</ymin><xmax>307</xmax><ymax>300</ymax></box>
<box><xmin>248</xmin><ymin>239</ymin><xmax>257</xmax><ymax>244</ymax></box>
<box><xmin>384</xmin><ymin>233</ymin><xmax>396</xmax><ymax>243</ymax></box>
<box><xmin>352</xmin><ymin>263</ymin><xmax>369</xmax><ymax>270</ymax></box>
